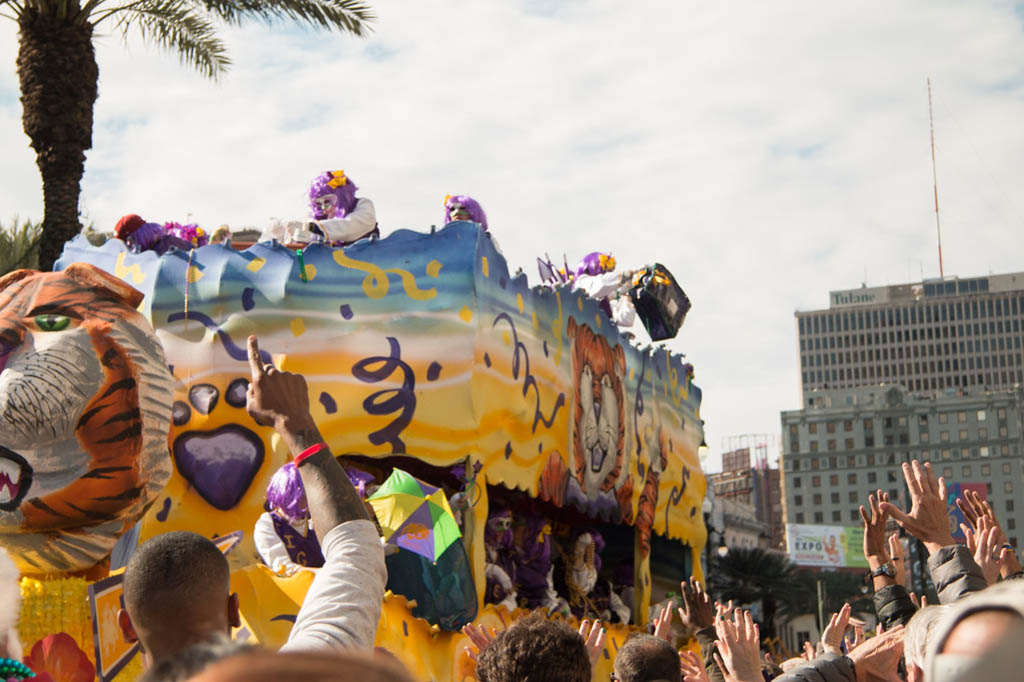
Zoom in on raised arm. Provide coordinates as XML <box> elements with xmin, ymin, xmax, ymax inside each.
<box><xmin>246</xmin><ymin>336</ymin><xmax>384</xmax><ymax>652</ymax></box>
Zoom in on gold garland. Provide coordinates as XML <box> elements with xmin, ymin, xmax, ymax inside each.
<box><xmin>18</xmin><ymin>577</ymin><xmax>93</xmax><ymax>658</ymax></box>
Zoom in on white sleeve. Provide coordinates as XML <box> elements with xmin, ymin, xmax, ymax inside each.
<box><xmin>611</xmin><ymin>296</ymin><xmax>636</xmax><ymax>327</ymax></box>
<box><xmin>574</xmin><ymin>271</ymin><xmax>622</xmax><ymax>300</ymax></box>
<box><xmin>254</xmin><ymin>512</ymin><xmax>297</xmax><ymax>574</ymax></box>
<box><xmin>279</xmin><ymin>519</ymin><xmax>386</xmax><ymax>652</ymax></box>
<box><xmin>315</xmin><ymin>198</ymin><xmax>377</xmax><ymax>243</ymax></box>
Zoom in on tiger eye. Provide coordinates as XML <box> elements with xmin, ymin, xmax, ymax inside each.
<box><xmin>34</xmin><ymin>314</ymin><xmax>70</xmax><ymax>332</ymax></box>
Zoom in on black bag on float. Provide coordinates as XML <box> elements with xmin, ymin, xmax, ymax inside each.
<box><xmin>628</xmin><ymin>263</ymin><xmax>691</xmax><ymax>341</ymax></box>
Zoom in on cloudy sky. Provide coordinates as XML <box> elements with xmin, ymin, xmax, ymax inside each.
<box><xmin>2</xmin><ymin>1</ymin><xmax>1024</xmax><ymax>471</ymax></box>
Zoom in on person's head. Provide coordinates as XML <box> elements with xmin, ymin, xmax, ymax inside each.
<box><xmin>309</xmin><ymin>170</ymin><xmax>359</xmax><ymax>220</ymax></box>
<box><xmin>576</xmin><ymin>252</ymin><xmax>616</xmax><ymax>278</ymax></box>
<box><xmin>119</xmin><ymin>531</ymin><xmax>240</xmax><ymax>667</ymax></box>
<box><xmin>266</xmin><ymin>461</ymin><xmax>308</xmax><ymax>522</ymax></box>
<box><xmin>139</xmin><ymin>634</ymin><xmax>256</xmax><ymax>682</ymax></box>
<box><xmin>925</xmin><ymin>581</ymin><xmax>1024</xmax><ymax>682</ymax></box>
<box><xmin>612</xmin><ymin>634</ymin><xmax>680</xmax><ymax>682</ymax></box>
<box><xmin>904</xmin><ymin>605</ymin><xmax>948</xmax><ymax>682</ymax></box>
<box><xmin>443</xmin><ymin>195</ymin><xmax>488</xmax><ymax>231</ymax></box>
<box><xmin>187</xmin><ymin>649</ymin><xmax>415</xmax><ymax>682</ymax></box>
<box><xmin>475</xmin><ymin>612</ymin><xmax>590</xmax><ymax>682</ymax></box>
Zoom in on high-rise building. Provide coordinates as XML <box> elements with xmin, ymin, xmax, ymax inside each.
<box><xmin>708</xmin><ymin>437</ymin><xmax>785</xmax><ymax>550</ymax></box>
<box><xmin>780</xmin><ymin>383</ymin><xmax>1024</xmax><ymax>546</ymax></box>
<box><xmin>795</xmin><ymin>272</ymin><xmax>1024</xmax><ymax>397</ymax></box>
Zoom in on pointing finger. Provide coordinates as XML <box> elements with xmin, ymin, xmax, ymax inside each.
<box><xmin>248</xmin><ymin>335</ymin><xmax>268</xmax><ymax>378</ymax></box>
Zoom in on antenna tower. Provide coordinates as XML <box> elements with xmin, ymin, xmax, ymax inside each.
<box><xmin>928</xmin><ymin>77</ymin><xmax>945</xmax><ymax>277</ymax></box>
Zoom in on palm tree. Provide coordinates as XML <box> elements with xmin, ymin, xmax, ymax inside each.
<box><xmin>1</xmin><ymin>1</ymin><xmax>374</xmax><ymax>271</ymax></box>
<box><xmin>0</xmin><ymin>216</ymin><xmax>42</xmax><ymax>276</ymax></box>
<box><xmin>707</xmin><ymin>547</ymin><xmax>803</xmax><ymax>641</ymax></box>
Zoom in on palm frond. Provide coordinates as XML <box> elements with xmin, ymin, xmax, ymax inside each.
<box><xmin>0</xmin><ymin>216</ymin><xmax>43</xmax><ymax>276</ymax></box>
<box><xmin>113</xmin><ymin>0</ymin><xmax>229</xmax><ymax>79</ymax></box>
<box><xmin>195</xmin><ymin>0</ymin><xmax>374</xmax><ymax>36</ymax></box>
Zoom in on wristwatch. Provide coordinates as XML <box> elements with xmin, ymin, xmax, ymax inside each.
<box><xmin>869</xmin><ymin>562</ymin><xmax>897</xmax><ymax>579</ymax></box>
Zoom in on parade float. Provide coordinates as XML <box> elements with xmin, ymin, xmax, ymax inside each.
<box><xmin>0</xmin><ymin>213</ymin><xmax>706</xmax><ymax>681</ymax></box>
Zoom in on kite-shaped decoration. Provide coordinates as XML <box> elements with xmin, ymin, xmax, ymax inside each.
<box><xmin>368</xmin><ymin>469</ymin><xmax>461</xmax><ymax>563</ymax></box>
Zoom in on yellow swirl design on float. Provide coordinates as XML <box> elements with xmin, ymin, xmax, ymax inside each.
<box><xmin>384</xmin><ymin>268</ymin><xmax>438</xmax><ymax>301</ymax></box>
<box><xmin>332</xmin><ymin>250</ymin><xmax>390</xmax><ymax>298</ymax></box>
<box><xmin>114</xmin><ymin>252</ymin><xmax>146</xmax><ymax>285</ymax></box>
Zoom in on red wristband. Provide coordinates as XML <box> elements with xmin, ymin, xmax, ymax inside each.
<box><xmin>294</xmin><ymin>442</ymin><xmax>329</xmax><ymax>467</ymax></box>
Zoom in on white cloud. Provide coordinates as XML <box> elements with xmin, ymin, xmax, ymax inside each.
<box><xmin>2</xmin><ymin>0</ymin><xmax>1023</xmax><ymax>472</ymax></box>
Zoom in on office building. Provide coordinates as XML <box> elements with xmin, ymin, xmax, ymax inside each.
<box><xmin>795</xmin><ymin>272</ymin><xmax>1024</xmax><ymax>397</ymax></box>
<box><xmin>780</xmin><ymin>383</ymin><xmax>1024</xmax><ymax>546</ymax></box>
<box><xmin>708</xmin><ymin>438</ymin><xmax>785</xmax><ymax>549</ymax></box>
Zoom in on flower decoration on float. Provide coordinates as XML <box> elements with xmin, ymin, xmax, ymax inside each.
<box><xmin>327</xmin><ymin>170</ymin><xmax>348</xmax><ymax>188</ymax></box>
<box><xmin>24</xmin><ymin>633</ymin><xmax>95</xmax><ymax>682</ymax></box>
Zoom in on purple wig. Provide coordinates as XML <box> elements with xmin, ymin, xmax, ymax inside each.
<box><xmin>265</xmin><ymin>462</ymin><xmax>308</xmax><ymax>522</ymax></box>
<box><xmin>444</xmin><ymin>195</ymin><xmax>488</xmax><ymax>231</ymax></box>
<box><xmin>575</xmin><ymin>252</ymin><xmax>616</xmax><ymax>278</ymax></box>
<box><xmin>309</xmin><ymin>170</ymin><xmax>359</xmax><ymax>220</ymax></box>
<box><xmin>126</xmin><ymin>222</ymin><xmax>166</xmax><ymax>252</ymax></box>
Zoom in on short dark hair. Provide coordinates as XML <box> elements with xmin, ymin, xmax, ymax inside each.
<box><xmin>123</xmin><ymin>531</ymin><xmax>229</xmax><ymax>626</ymax></box>
<box><xmin>613</xmin><ymin>634</ymin><xmax>681</xmax><ymax>682</ymax></box>
<box><xmin>476</xmin><ymin>613</ymin><xmax>590</xmax><ymax>682</ymax></box>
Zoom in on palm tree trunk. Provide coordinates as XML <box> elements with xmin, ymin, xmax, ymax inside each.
<box><xmin>16</xmin><ymin>7</ymin><xmax>98</xmax><ymax>272</ymax></box>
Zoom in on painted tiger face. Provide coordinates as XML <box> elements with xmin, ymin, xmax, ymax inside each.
<box><xmin>0</xmin><ymin>264</ymin><xmax>173</xmax><ymax>575</ymax></box>
<box><xmin>568</xmin><ymin>318</ymin><xmax>626</xmax><ymax>496</ymax></box>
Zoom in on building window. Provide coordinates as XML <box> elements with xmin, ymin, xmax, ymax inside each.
<box><xmin>831</xmin><ymin>492</ymin><xmax>840</xmax><ymax>504</ymax></box>
<box><xmin>810</xmin><ymin>441</ymin><xmax>819</xmax><ymax>452</ymax></box>
<box><xmin>982</xmin><ymin>464</ymin><xmax>991</xmax><ymax>476</ymax></box>
<box><xmin>1007</xmin><ymin>500</ymin><xmax>1014</xmax><ymax>512</ymax></box>
<box><xmin>887</xmin><ymin>470</ymin><xmax>898</xmax><ymax>482</ymax></box>
<box><xmin>978</xmin><ymin>410</ymin><xmax>987</xmax><ymax>422</ymax></box>
<box><xmin>1009</xmin><ymin>519</ymin><xmax>1017</xmax><ymax>531</ymax></box>
<box><xmin>812</xmin><ymin>476</ymin><xmax>821</xmax><ymax>488</ymax></box>
<box><xmin>828</xmin><ymin>440</ymin><xmax>837</xmax><ymax>451</ymax></box>
<box><xmin>849</xmin><ymin>491</ymin><xmax>858</xmax><ymax>503</ymax></box>
<box><xmin>796</xmin><ymin>513</ymin><xmax>805</xmax><ymax>523</ymax></box>
<box><xmin>958</xmin><ymin>412</ymin><xmax>967</xmax><ymax>423</ymax></box>
<box><xmin>827</xmin><ymin>422</ymin><xmax>836</xmax><ymax>434</ymax></box>
<box><xmin>814</xmin><ymin>512</ymin><xmax>824</xmax><ymax>523</ymax></box>
<box><xmin>829</xmin><ymin>474</ymin><xmax>839</xmax><ymax>486</ymax></box>
<box><xmin>832</xmin><ymin>511</ymin><xmax>841</xmax><ymax>522</ymax></box>
<box><xmin>850</xmin><ymin>509</ymin><xmax>860</xmax><ymax>521</ymax></box>
<box><xmin>940</xmin><ymin>431</ymin><xmax>950</xmax><ymax>442</ymax></box>
<box><xmin>845</xmin><ymin>438</ymin><xmax>854</xmax><ymax>449</ymax></box>
<box><xmin>1004</xmin><ymin>463</ymin><xmax>1012</xmax><ymax>475</ymax></box>
<box><xmin>794</xmin><ymin>495</ymin><xmax>803</xmax><ymax>506</ymax></box>
<box><xmin>963</xmin><ymin>465</ymin><xmax>972</xmax><ymax>478</ymax></box>
<box><xmin>868</xmin><ymin>472</ymin><xmax>877</xmax><ymax>483</ymax></box>
<box><xmin>1005</xmin><ymin>481</ymin><xmax>1014</xmax><ymax>494</ymax></box>
<box><xmin>943</xmin><ymin>466</ymin><xmax>953</xmax><ymax>479</ymax></box>
<box><xmin>809</xmin><ymin>423</ymin><xmax>818</xmax><ymax>434</ymax></box>
<box><xmin>939</xmin><ymin>413</ymin><xmax>948</xmax><ymax>424</ymax></box>
<box><xmin>959</xmin><ymin>429</ymin><xmax>969</xmax><ymax>441</ymax></box>
<box><xmin>794</xmin><ymin>477</ymin><xmax>802</xmax><ymax>488</ymax></box>
<box><xmin>848</xmin><ymin>473</ymin><xmax>857</xmax><ymax>485</ymax></box>
<box><xmin>981</xmin><ymin>446</ymin><xmax>990</xmax><ymax>457</ymax></box>
<box><xmin>813</xmin><ymin>494</ymin><xmax>823</xmax><ymax>505</ymax></box>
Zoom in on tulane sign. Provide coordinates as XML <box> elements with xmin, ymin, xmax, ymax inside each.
<box><xmin>829</xmin><ymin>286</ymin><xmax>888</xmax><ymax>308</ymax></box>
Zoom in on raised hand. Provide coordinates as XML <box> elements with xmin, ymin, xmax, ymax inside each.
<box><xmin>821</xmin><ymin>603</ymin><xmax>851</xmax><ymax>655</ymax></box>
<box><xmin>801</xmin><ymin>640</ymin><xmax>814</xmax><ymax>661</ymax></box>
<box><xmin>578</xmin><ymin>619</ymin><xmax>606</xmax><ymax>666</ymax></box>
<box><xmin>861</xmin><ymin>490</ymin><xmax>891</xmax><ymax>564</ymax></box>
<box><xmin>247</xmin><ymin>336</ymin><xmax>321</xmax><ymax>455</ymax></box>
<box><xmin>653</xmin><ymin>604</ymin><xmax>674</xmax><ymax>641</ymax></box>
<box><xmin>962</xmin><ymin>517</ymin><xmax>1001</xmax><ymax>585</ymax></box>
<box><xmin>847</xmin><ymin>625</ymin><xmax>905</xmax><ymax>682</ymax></box>
<box><xmin>845</xmin><ymin>623</ymin><xmax>865</xmax><ymax>652</ymax></box>
<box><xmin>957</xmin><ymin>488</ymin><xmax>1008</xmax><ymax>544</ymax></box>
<box><xmin>462</xmin><ymin>623</ymin><xmax>498</xmax><ymax>662</ymax></box>
<box><xmin>714</xmin><ymin>609</ymin><xmax>762</xmax><ymax>682</ymax></box>
<box><xmin>679</xmin><ymin>650</ymin><xmax>711</xmax><ymax>682</ymax></box>
<box><xmin>888</xmin><ymin>534</ymin><xmax>906</xmax><ymax>586</ymax></box>
<box><xmin>678</xmin><ymin>577</ymin><xmax>715</xmax><ymax>631</ymax></box>
<box><xmin>880</xmin><ymin>461</ymin><xmax>955</xmax><ymax>553</ymax></box>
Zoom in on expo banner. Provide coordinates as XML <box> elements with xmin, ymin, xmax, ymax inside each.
<box><xmin>786</xmin><ymin>524</ymin><xmax>868</xmax><ymax>568</ymax></box>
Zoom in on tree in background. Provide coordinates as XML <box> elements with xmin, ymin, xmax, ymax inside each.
<box><xmin>0</xmin><ymin>216</ymin><xmax>42</xmax><ymax>276</ymax></box>
<box><xmin>1</xmin><ymin>1</ymin><xmax>374</xmax><ymax>271</ymax></box>
<box><xmin>707</xmin><ymin>547</ymin><xmax>802</xmax><ymax>641</ymax></box>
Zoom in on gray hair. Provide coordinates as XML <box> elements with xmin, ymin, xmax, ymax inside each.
<box><xmin>904</xmin><ymin>605</ymin><xmax>948</xmax><ymax>668</ymax></box>
<box><xmin>140</xmin><ymin>634</ymin><xmax>258</xmax><ymax>682</ymax></box>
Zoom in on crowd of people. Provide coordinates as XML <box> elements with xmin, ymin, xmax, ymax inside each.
<box><xmin>2</xmin><ymin>334</ymin><xmax>1021</xmax><ymax>681</ymax></box>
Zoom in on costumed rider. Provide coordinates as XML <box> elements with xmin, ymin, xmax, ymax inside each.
<box><xmin>559</xmin><ymin>529</ymin><xmax>631</xmax><ymax>624</ymax></box>
<box><xmin>572</xmin><ymin>252</ymin><xmax>638</xmax><ymax>332</ymax></box>
<box><xmin>115</xmin><ymin>214</ymin><xmax>209</xmax><ymax>254</ymax></box>
<box><xmin>511</xmin><ymin>510</ymin><xmax>568</xmax><ymax>615</ymax></box>
<box><xmin>262</xmin><ymin>169</ymin><xmax>378</xmax><ymax>245</ymax></box>
<box><xmin>483</xmin><ymin>503</ymin><xmax>518</xmax><ymax>612</ymax></box>
<box><xmin>254</xmin><ymin>461</ymin><xmax>325</xmax><ymax>576</ymax></box>
<box><xmin>444</xmin><ymin>194</ymin><xmax>501</xmax><ymax>252</ymax></box>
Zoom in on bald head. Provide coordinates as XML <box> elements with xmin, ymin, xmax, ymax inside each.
<box><xmin>122</xmin><ymin>531</ymin><xmax>237</xmax><ymax>664</ymax></box>
<box><xmin>188</xmin><ymin>650</ymin><xmax>415</xmax><ymax>682</ymax></box>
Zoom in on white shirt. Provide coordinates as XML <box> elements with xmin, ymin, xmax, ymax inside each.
<box><xmin>261</xmin><ymin>198</ymin><xmax>377</xmax><ymax>244</ymax></box>
<box><xmin>278</xmin><ymin>519</ymin><xmax>386</xmax><ymax>652</ymax></box>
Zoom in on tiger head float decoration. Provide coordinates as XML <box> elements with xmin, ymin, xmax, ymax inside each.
<box><xmin>567</xmin><ymin>318</ymin><xmax>632</xmax><ymax>522</ymax></box>
<box><xmin>0</xmin><ymin>264</ymin><xmax>173</xmax><ymax>575</ymax></box>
